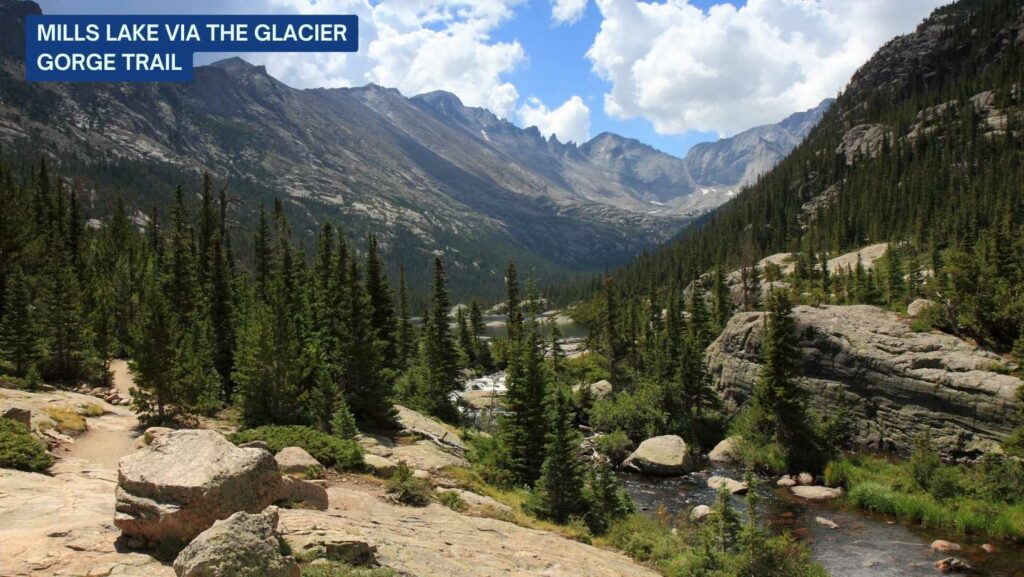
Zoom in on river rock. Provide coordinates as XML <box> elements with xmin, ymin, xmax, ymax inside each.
<box><xmin>622</xmin><ymin>435</ymin><xmax>692</xmax><ymax>476</ymax></box>
<box><xmin>115</xmin><ymin>429</ymin><xmax>283</xmax><ymax>547</ymax></box>
<box><xmin>172</xmin><ymin>507</ymin><xmax>299</xmax><ymax>577</ymax></box>
<box><xmin>931</xmin><ymin>540</ymin><xmax>961</xmax><ymax>553</ymax></box>
<box><xmin>364</xmin><ymin>454</ymin><xmax>399</xmax><ymax>478</ymax></box>
<box><xmin>790</xmin><ymin>485</ymin><xmax>843</xmax><ymax>500</ymax></box>
<box><xmin>706</xmin><ymin>305</ymin><xmax>1023</xmax><ymax>456</ymax></box>
<box><xmin>274</xmin><ymin>447</ymin><xmax>323</xmax><ymax>477</ymax></box>
<box><xmin>572</xmin><ymin>379</ymin><xmax>613</xmax><ymax>400</ymax></box>
<box><xmin>934</xmin><ymin>557</ymin><xmax>970</xmax><ymax>573</ymax></box>
<box><xmin>815</xmin><ymin>516</ymin><xmax>839</xmax><ymax>529</ymax></box>
<box><xmin>707</xmin><ymin>476</ymin><xmax>748</xmax><ymax>494</ymax></box>
<box><xmin>776</xmin><ymin>475</ymin><xmax>797</xmax><ymax>487</ymax></box>
<box><xmin>981</xmin><ymin>543</ymin><xmax>997</xmax><ymax>554</ymax></box>
<box><xmin>797</xmin><ymin>472</ymin><xmax>814</xmax><ymax>485</ymax></box>
<box><xmin>690</xmin><ymin>505</ymin><xmax>712</xmax><ymax>521</ymax></box>
<box><xmin>707</xmin><ymin>436</ymin><xmax>742</xmax><ymax>464</ymax></box>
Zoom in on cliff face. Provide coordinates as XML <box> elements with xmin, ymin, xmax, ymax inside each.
<box><xmin>706</xmin><ymin>305</ymin><xmax>1022</xmax><ymax>456</ymax></box>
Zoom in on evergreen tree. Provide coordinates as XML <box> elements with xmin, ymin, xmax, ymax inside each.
<box><xmin>130</xmin><ymin>267</ymin><xmax>177</xmax><ymax>422</ymax></box>
<box><xmin>529</xmin><ymin>383</ymin><xmax>586</xmax><ymax>523</ymax></box>
<box><xmin>419</xmin><ymin>257</ymin><xmax>460</xmax><ymax>421</ymax></box>
<box><xmin>502</xmin><ymin>322</ymin><xmax>549</xmax><ymax>484</ymax></box>
<box><xmin>711</xmin><ymin>267</ymin><xmax>733</xmax><ymax>333</ymax></box>
<box><xmin>343</xmin><ymin>255</ymin><xmax>392</xmax><ymax>425</ymax></box>
<box><xmin>0</xmin><ymin>266</ymin><xmax>42</xmax><ymax>376</ymax></box>
<box><xmin>396</xmin><ymin>265</ymin><xmax>414</xmax><ymax>368</ymax></box>
<box><xmin>456</xmin><ymin>306</ymin><xmax>475</xmax><ymax>368</ymax></box>
<box><xmin>505</xmin><ymin>262</ymin><xmax>524</xmax><ymax>343</ymax></box>
<box><xmin>469</xmin><ymin>299</ymin><xmax>493</xmax><ymax>371</ymax></box>
<box><xmin>365</xmin><ymin>233</ymin><xmax>398</xmax><ymax>370</ymax></box>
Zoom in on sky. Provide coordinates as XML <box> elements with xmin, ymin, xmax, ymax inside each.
<box><xmin>37</xmin><ymin>0</ymin><xmax>948</xmax><ymax>157</ymax></box>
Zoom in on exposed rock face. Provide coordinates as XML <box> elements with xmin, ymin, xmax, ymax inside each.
<box><xmin>172</xmin><ymin>507</ymin><xmax>299</xmax><ymax>577</ymax></box>
<box><xmin>394</xmin><ymin>405</ymin><xmax>465</xmax><ymax>451</ymax></box>
<box><xmin>707</xmin><ymin>305</ymin><xmax>1022</xmax><ymax>456</ymax></box>
<box><xmin>907</xmin><ymin>298</ymin><xmax>938</xmax><ymax>318</ymax></box>
<box><xmin>363</xmin><ymin>454</ymin><xmax>399</xmax><ymax>478</ymax></box>
<box><xmin>277</xmin><ymin>476</ymin><xmax>328</xmax><ymax>511</ymax></box>
<box><xmin>572</xmin><ymin>379</ymin><xmax>613</xmax><ymax>400</ymax></box>
<box><xmin>275</xmin><ymin>447</ymin><xmax>323</xmax><ymax>476</ymax></box>
<box><xmin>115</xmin><ymin>429</ymin><xmax>283</xmax><ymax>547</ymax></box>
<box><xmin>622</xmin><ymin>435</ymin><xmax>693</xmax><ymax>476</ymax></box>
<box><xmin>836</xmin><ymin>124</ymin><xmax>890</xmax><ymax>165</ymax></box>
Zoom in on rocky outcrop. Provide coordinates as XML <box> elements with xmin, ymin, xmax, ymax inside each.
<box><xmin>275</xmin><ymin>447</ymin><xmax>323</xmax><ymax>477</ymax></box>
<box><xmin>394</xmin><ymin>405</ymin><xmax>465</xmax><ymax>451</ymax></box>
<box><xmin>115</xmin><ymin>429</ymin><xmax>283</xmax><ymax>547</ymax></box>
<box><xmin>573</xmin><ymin>379</ymin><xmax>613</xmax><ymax>400</ymax></box>
<box><xmin>836</xmin><ymin>124</ymin><xmax>890</xmax><ymax>165</ymax></box>
<box><xmin>622</xmin><ymin>435</ymin><xmax>693</xmax><ymax>476</ymax></box>
<box><xmin>277</xmin><ymin>476</ymin><xmax>328</xmax><ymax>511</ymax></box>
<box><xmin>364</xmin><ymin>454</ymin><xmax>399</xmax><ymax>478</ymax></box>
<box><xmin>707</xmin><ymin>305</ymin><xmax>1022</xmax><ymax>456</ymax></box>
<box><xmin>172</xmin><ymin>507</ymin><xmax>299</xmax><ymax>577</ymax></box>
<box><xmin>707</xmin><ymin>436</ymin><xmax>742</xmax><ymax>465</ymax></box>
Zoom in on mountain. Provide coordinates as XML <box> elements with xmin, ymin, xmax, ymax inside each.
<box><xmin>0</xmin><ymin>0</ymin><xmax>824</xmax><ymax>301</ymax></box>
<box><xmin>609</xmin><ymin>0</ymin><xmax>1024</xmax><ymax>352</ymax></box>
<box><xmin>682</xmin><ymin>99</ymin><xmax>833</xmax><ymax>190</ymax></box>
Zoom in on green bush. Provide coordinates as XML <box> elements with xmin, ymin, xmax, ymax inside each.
<box><xmin>230</xmin><ymin>425</ymin><xmax>363</xmax><ymax>470</ymax></box>
<box><xmin>385</xmin><ymin>461</ymin><xmax>432</xmax><ymax>507</ymax></box>
<box><xmin>594</xmin><ymin>430</ymin><xmax>633</xmax><ymax>463</ymax></box>
<box><xmin>301</xmin><ymin>561</ymin><xmax>398</xmax><ymax>577</ymax></box>
<box><xmin>0</xmin><ymin>417</ymin><xmax>54</xmax><ymax>472</ymax></box>
<box><xmin>0</xmin><ymin>374</ymin><xmax>27</xmax><ymax>390</ymax></box>
<box><xmin>438</xmin><ymin>490</ymin><xmax>469</xmax><ymax>512</ymax></box>
<box><xmin>823</xmin><ymin>459</ymin><xmax>856</xmax><ymax>488</ymax></box>
<box><xmin>590</xmin><ymin>385</ymin><xmax>668</xmax><ymax>443</ymax></box>
<box><xmin>465</xmin><ymin>431</ymin><xmax>518</xmax><ymax>489</ymax></box>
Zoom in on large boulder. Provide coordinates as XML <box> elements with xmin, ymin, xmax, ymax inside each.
<box><xmin>707</xmin><ymin>305</ymin><xmax>1022</xmax><ymax>456</ymax></box>
<box><xmin>274</xmin><ymin>447</ymin><xmax>323</xmax><ymax>477</ymax></box>
<box><xmin>707</xmin><ymin>436</ymin><xmax>742</xmax><ymax>465</ymax></box>
<box><xmin>172</xmin><ymin>507</ymin><xmax>299</xmax><ymax>577</ymax></box>
<box><xmin>277</xmin><ymin>476</ymin><xmax>328</xmax><ymax>510</ymax></box>
<box><xmin>791</xmin><ymin>485</ymin><xmax>843</xmax><ymax>501</ymax></box>
<box><xmin>707</xmin><ymin>476</ymin><xmax>748</xmax><ymax>495</ymax></box>
<box><xmin>394</xmin><ymin>405</ymin><xmax>464</xmax><ymax>451</ymax></box>
<box><xmin>622</xmin><ymin>435</ymin><xmax>692</xmax><ymax>476</ymax></box>
<box><xmin>572</xmin><ymin>379</ymin><xmax>613</xmax><ymax>401</ymax></box>
<box><xmin>115</xmin><ymin>429</ymin><xmax>283</xmax><ymax>547</ymax></box>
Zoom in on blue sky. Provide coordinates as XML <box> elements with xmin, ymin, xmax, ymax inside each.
<box><xmin>36</xmin><ymin>0</ymin><xmax>944</xmax><ymax>157</ymax></box>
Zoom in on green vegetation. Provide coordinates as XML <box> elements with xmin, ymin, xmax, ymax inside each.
<box><xmin>300</xmin><ymin>561</ymin><xmax>398</xmax><ymax>577</ymax></box>
<box><xmin>385</xmin><ymin>461</ymin><xmax>432</xmax><ymax>507</ymax></box>
<box><xmin>437</xmin><ymin>490</ymin><xmax>469</xmax><ymax>512</ymax></box>
<box><xmin>230</xmin><ymin>425</ymin><xmax>363</xmax><ymax>471</ymax></box>
<box><xmin>826</xmin><ymin>447</ymin><xmax>1024</xmax><ymax>540</ymax></box>
<box><xmin>0</xmin><ymin>417</ymin><xmax>53</xmax><ymax>472</ymax></box>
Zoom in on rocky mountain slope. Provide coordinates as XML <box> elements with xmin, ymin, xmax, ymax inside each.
<box><xmin>0</xmin><ymin>0</ymin><xmax>825</xmax><ymax>299</ymax></box>
<box><xmin>707</xmin><ymin>304</ymin><xmax>1022</xmax><ymax>457</ymax></box>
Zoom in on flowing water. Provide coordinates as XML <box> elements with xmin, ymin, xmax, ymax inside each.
<box><xmin>622</xmin><ymin>466</ymin><xmax>1024</xmax><ymax>577</ymax></box>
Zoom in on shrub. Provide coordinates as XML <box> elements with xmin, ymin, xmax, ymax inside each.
<box><xmin>823</xmin><ymin>459</ymin><xmax>856</xmax><ymax>488</ymax></box>
<box><xmin>0</xmin><ymin>417</ymin><xmax>54</xmax><ymax>471</ymax></box>
<box><xmin>301</xmin><ymin>561</ymin><xmax>398</xmax><ymax>577</ymax></box>
<box><xmin>0</xmin><ymin>374</ymin><xmax>27</xmax><ymax>390</ymax></box>
<box><xmin>927</xmin><ymin>466</ymin><xmax>962</xmax><ymax>501</ymax></box>
<box><xmin>438</xmin><ymin>490</ymin><xmax>469</xmax><ymax>512</ymax></box>
<box><xmin>385</xmin><ymin>461</ymin><xmax>432</xmax><ymax>507</ymax></box>
<box><xmin>43</xmin><ymin>407</ymin><xmax>87</xmax><ymax>433</ymax></box>
<box><xmin>465</xmin><ymin>431</ymin><xmax>518</xmax><ymax>489</ymax></box>
<box><xmin>590</xmin><ymin>385</ymin><xmax>668</xmax><ymax>443</ymax></box>
<box><xmin>230</xmin><ymin>425</ymin><xmax>364</xmax><ymax>470</ymax></box>
<box><xmin>594</xmin><ymin>430</ymin><xmax>633</xmax><ymax>463</ymax></box>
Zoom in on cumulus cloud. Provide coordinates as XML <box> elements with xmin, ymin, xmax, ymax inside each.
<box><xmin>517</xmin><ymin>95</ymin><xmax>591</xmax><ymax>144</ymax></box>
<box><xmin>551</xmin><ymin>0</ymin><xmax>588</xmax><ymax>25</ymax></box>
<box><xmin>587</xmin><ymin>0</ymin><xmax>947</xmax><ymax>136</ymax></box>
<box><xmin>234</xmin><ymin>0</ymin><xmax>525</xmax><ymax>118</ymax></box>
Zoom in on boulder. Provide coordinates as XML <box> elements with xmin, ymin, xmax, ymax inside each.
<box><xmin>690</xmin><ymin>505</ymin><xmax>712</xmax><ymax>521</ymax></box>
<box><xmin>707</xmin><ymin>436</ymin><xmax>742</xmax><ymax>465</ymax></box>
<box><xmin>172</xmin><ymin>507</ymin><xmax>299</xmax><ymax>577</ymax></box>
<box><xmin>389</xmin><ymin>440</ymin><xmax>469</xmax><ymax>472</ymax></box>
<box><xmin>572</xmin><ymin>379</ymin><xmax>613</xmax><ymax>401</ymax></box>
<box><xmin>707</xmin><ymin>476</ymin><xmax>748</xmax><ymax>495</ymax></box>
<box><xmin>142</xmin><ymin>426</ymin><xmax>173</xmax><ymax>446</ymax></box>
<box><xmin>815</xmin><ymin>516</ymin><xmax>839</xmax><ymax>529</ymax></box>
<box><xmin>274</xmin><ymin>447</ymin><xmax>323</xmax><ymax>477</ymax></box>
<box><xmin>981</xmin><ymin>543</ymin><xmax>997</xmax><ymax>554</ymax></box>
<box><xmin>706</xmin><ymin>305</ymin><xmax>1023</xmax><ymax>456</ymax></box>
<box><xmin>364</xmin><ymin>454</ymin><xmax>399</xmax><ymax>478</ymax></box>
<box><xmin>931</xmin><ymin>540</ymin><xmax>961</xmax><ymax>553</ymax></box>
<box><xmin>115</xmin><ymin>429</ymin><xmax>283</xmax><ymax>547</ymax></box>
<box><xmin>776</xmin><ymin>475</ymin><xmax>797</xmax><ymax>487</ymax></box>
<box><xmin>796</xmin><ymin>472</ymin><xmax>814</xmax><ymax>485</ymax></box>
<box><xmin>790</xmin><ymin>485</ymin><xmax>842</xmax><ymax>501</ymax></box>
<box><xmin>622</xmin><ymin>435</ymin><xmax>692</xmax><ymax>476</ymax></box>
<box><xmin>239</xmin><ymin>440</ymin><xmax>270</xmax><ymax>451</ymax></box>
<box><xmin>934</xmin><ymin>557</ymin><xmax>970</xmax><ymax>573</ymax></box>
<box><xmin>277</xmin><ymin>476</ymin><xmax>328</xmax><ymax>510</ymax></box>
<box><xmin>1</xmin><ymin>407</ymin><xmax>31</xmax><ymax>428</ymax></box>
<box><xmin>907</xmin><ymin>298</ymin><xmax>938</xmax><ymax>318</ymax></box>
<box><xmin>394</xmin><ymin>405</ymin><xmax>464</xmax><ymax>451</ymax></box>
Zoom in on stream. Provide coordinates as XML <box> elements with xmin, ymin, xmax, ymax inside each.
<box><xmin>622</xmin><ymin>466</ymin><xmax>1024</xmax><ymax>577</ymax></box>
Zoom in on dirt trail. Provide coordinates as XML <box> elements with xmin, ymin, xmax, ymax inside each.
<box><xmin>62</xmin><ymin>359</ymin><xmax>140</xmax><ymax>469</ymax></box>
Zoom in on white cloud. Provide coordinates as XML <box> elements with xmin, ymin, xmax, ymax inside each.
<box><xmin>587</xmin><ymin>0</ymin><xmax>948</xmax><ymax>136</ymax></box>
<box><xmin>551</xmin><ymin>0</ymin><xmax>587</xmax><ymax>25</ymax></box>
<box><xmin>517</xmin><ymin>95</ymin><xmax>591</xmax><ymax>144</ymax></box>
<box><xmin>235</xmin><ymin>0</ymin><xmax>525</xmax><ymax>118</ymax></box>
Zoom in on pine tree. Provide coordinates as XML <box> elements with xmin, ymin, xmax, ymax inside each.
<box><xmin>502</xmin><ymin>322</ymin><xmax>549</xmax><ymax>484</ymax></box>
<box><xmin>584</xmin><ymin>461</ymin><xmax>634</xmax><ymax>535</ymax></box>
<box><xmin>343</xmin><ymin>255</ymin><xmax>392</xmax><ymax>425</ymax></box>
<box><xmin>456</xmin><ymin>306</ymin><xmax>475</xmax><ymax>368</ymax></box>
<box><xmin>529</xmin><ymin>383</ymin><xmax>586</xmax><ymax>523</ymax></box>
<box><xmin>365</xmin><ymin>233</ymin><xmax>398</xmax><ymax>370</ymax></box>
<box><xmin>886</xmin><ymin>245</ymin><xmax>906</xmax><ymax>307</ymax></box>
<box><xmin>0</xmin><ymin>266</ymin><xmax>42</xmax><ymax>376</ymax></box>
<box><xmin>130</xmin><ymin>267</ymin><xmax>177</xmax><ymax>422</ymax></box>
<box><xmin>469</xmin><ymin>299</ymin><xmax>493</xmax><ymax>371</ymax></box>
<box><xmin>505</xmin><ymin>262</ymin><xmax>524</xmax><ymax>343</ymax></box>
<box><xmin>602</xmin><ymin>277</ymin><xmax>629</xmax><ymax>391</ymax></box>
<box><xmin>419</xmin><ymin>257</ymin><xmax>460</xmax><ymax>421</ymax></box>
<box><xmin>331</xmin><ymin>397</ymin><xmax>359</xmax><ymax>440</ymax></box>
<box><xmin>711</xmin><ymin>267</ymin><xmax>733</xmax><ymax>333</ymax></box>
<box><xmin>687</xmin><ymin>278</ymin><xmax>713</xmax><ymax>351</ymax></box>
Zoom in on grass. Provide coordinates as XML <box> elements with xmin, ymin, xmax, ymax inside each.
<box><xmin>43</xmin><ymin>407</ymin><xmax>87</xmax><ymax>433</ymax></box>
<box><xmin>384</xmin><ymin>462</ymin><xmax>432</xmax><ymax>507</ymax></box>
<box><xmin>78</xmin><ymin>403</ymin><xmax>105</xmax><ymax>417</ymax></box>
<box><xmin>437</xmin><ymin>490</ymin><xmax>469</xmax><ymax>512</ymax></box>
<box><xmin>300</xmin><ymin>561</ymin><xmax>398</xmax><ymax>577</ymax></box>
<box><xmin>826</xmin><ymin>454</ymin><xmax>1024</xmax><ymax>541</ymax></box>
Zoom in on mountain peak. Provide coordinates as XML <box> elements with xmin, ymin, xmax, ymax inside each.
<box><xmin>0</xmin><ymin>0</ymin><xmax>41</xmax><ymax>56</ymax></box>
<box><xmin>413</xmin><ymin>90</ymin><xmax>466</xmax><ymax>113</ymax></box>
<box><xmin>207</xmin><ymin>57</ymin><xmax>265</xmax><ymax>74</ymax></box>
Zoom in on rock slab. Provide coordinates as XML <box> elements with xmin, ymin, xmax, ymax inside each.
<box><xmin>115</xmin><ymin>429</ymin><xmax>283</xmax><ymax>547</ymax></box>
<box><xmin>622</xmin><ymin>435</ymin><xmax>692</xmax><ymax>476</ymax></box>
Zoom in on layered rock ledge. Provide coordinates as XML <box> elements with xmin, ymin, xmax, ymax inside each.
<box><xmin>706</xmin><ymin>304</ymin><xmax>1022</xmax><ymax>455</ymax></box>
